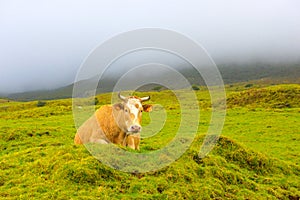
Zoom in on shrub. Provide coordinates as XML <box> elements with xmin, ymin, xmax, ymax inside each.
<box><xmin>192</xmin><ymin>85</ymin><xmax>200</xmax><ymax>91</ymax></box>
<box><xmin>153</xmin><ymin>86</ymin><xmax>162</xmax><ymax>91</ymax></box>
<box><xmin>94</xmin><ymin>97</ymin><xmax>99</xmax><ymax>105</ymax></box>
<box><xmin>37</xmin><ymin>101</ymin><xmax>46</xmax><ymax>107</ymax></box>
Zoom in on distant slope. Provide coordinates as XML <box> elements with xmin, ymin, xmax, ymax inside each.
<box><xmin>0</xmin><ymin>98</ymin><xmax>10</xmax><ymax>103</ymax></box>
<box><xmin>7</xmin><ymin>85</ymin><xmax>73</xmax><ymax>102</ymax></box>
<box><xmin>7</xmin><ymin>63</ymin><xmax>300</xmax><ymax>101</ymax></box>
<box><xmin>219</xmin><ymin>63</ymin><xmax>300</xmax><ymax>84</ymax></box>
<box><xmin>227</xmin><ymin>84</ymin><xmax>300</xmax><ymax>108</ymax></box>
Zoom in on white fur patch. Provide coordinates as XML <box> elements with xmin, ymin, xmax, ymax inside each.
<box><xmin>126</xmin><ymin>98</ymin><xmax>142</xmax><ymax>124</ymax></box>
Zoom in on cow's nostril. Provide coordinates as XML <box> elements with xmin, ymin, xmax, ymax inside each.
<box><xmin>130</xmin><ymin>125</ymin><xmax>141</xmax><ymax>132</ymax></box>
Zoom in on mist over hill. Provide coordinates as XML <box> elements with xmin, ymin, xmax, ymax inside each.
<box><xmin>1</xmin><ymin>1</ymin><xmax>300</xmax><ymax>95</ymax></box>
<box><xmin>6</xmin><ymin>63</ymin><xmax>300</xmax><ymax>101</ymax></box>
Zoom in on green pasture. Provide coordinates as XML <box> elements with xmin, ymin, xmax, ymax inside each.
<box><xmin>0</xmin><ymin>84</ymin><xmax>299</xmax><ymax>199</ymax></box>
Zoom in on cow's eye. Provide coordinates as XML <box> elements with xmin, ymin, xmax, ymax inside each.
<box><xmin>140</xmin><ymin>110</ymin><xmax>143</xmax><ymax>112</ymax></box>
<box><xmin>125</xmin><ymin>109</ymin><xmax>128</xmax><ymax>112</ymax></box>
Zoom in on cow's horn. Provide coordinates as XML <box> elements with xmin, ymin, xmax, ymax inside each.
<box><xmin>140</xmin><ymin>96</ymin><xmax>150</xmax><ymax>102</ymax></box>
<box><xmin>118</xmin><ymin>92</ymin><xmax>126</xmax><ymax>101</ymax></box>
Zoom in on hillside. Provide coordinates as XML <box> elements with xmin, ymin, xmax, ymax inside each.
<box><xmin>227</xmin><ymin>84</ymin><xmax>300</xmax><ymax>108</ymax></box>
<box><xmin>0</xmin><ymin>85</ymin><xmax>300</xmax><ymax>199</ymax></box>
<box><xmin>6</xmin><ymin>63</ymin><xmax>300</xmax><ymax>101</ymax></box>
<box><xmin>0</xmin><ymin>99</ymin><xmax>10</xmax><ymax>103</ymax></box>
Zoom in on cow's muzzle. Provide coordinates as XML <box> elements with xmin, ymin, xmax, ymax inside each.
<box><xmin>129</xmin><ymin>125</ymin><xmax>141</xmax><ymax>133</ymax></box>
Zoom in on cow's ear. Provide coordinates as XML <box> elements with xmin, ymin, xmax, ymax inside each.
<box><xmin>113</xmin><ymin>103</ymin><xmax>124</xmax><ymax>111</ymax></box>
<box><xmin>143</xmin><ymin>104</ymin><xmax>152</xmax><ymax>112</ymax></box>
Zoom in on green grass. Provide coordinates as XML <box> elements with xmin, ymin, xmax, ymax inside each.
<box><xmin>227</xmin><ymin>84</ymin><xmax>300</xmax><ymax>108</ymax></box>
<box><xmin>1</xmin><ymin>84</ymin><xmax>300</xmax><ymax>199</ymax></box>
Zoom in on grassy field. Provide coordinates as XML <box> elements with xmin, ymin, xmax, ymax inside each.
<box><xmin>0</xmin><ymin>84</ymin><xmax>299</xmax><ymax>199</ymax></box>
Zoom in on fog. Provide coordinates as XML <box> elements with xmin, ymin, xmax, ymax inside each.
<box><xmin>0</xmin><ymin>0</ymin><xmax>300</xmax><ymax>94</ymax></box>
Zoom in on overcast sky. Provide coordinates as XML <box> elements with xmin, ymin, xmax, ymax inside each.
<box><xmin>0</xmin><ymin>0</ymin><xmax>300</xmax><ymax>94</ymax></box>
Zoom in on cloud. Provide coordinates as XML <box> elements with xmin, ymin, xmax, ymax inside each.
<box><xmin>0</xmin><ymin>0</ymin><xmax>299</xmax><ymax>93</ymax></box>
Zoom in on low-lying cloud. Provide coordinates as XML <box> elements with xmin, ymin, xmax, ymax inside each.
<box><xmin>0</xmin><ymin>0</ymin><xmax>299</xmax><ymax>94</ymax></box>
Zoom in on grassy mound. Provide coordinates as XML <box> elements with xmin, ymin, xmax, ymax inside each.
<box><xmin>227</xmin><ymin>84</ymin><xmax>300</xmax><ymax>108</ymax></box>
<box><xmin>1</xmin><ymin>134</ymin><xmax>299</xmax><ymax>199</ymax></box>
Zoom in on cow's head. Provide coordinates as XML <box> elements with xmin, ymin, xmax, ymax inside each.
<box><xmin>113</xmin><ymin>92</ymin><xmax>152</xmax><ymax>133</ymax></box>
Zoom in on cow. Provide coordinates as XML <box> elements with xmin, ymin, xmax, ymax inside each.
<box><xmin>74</xmin><ymin>92</ymin><xmax>152</xmax><ymax>150</ymax></box>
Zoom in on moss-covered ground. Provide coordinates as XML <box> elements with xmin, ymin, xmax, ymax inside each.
<box><xmin>1</xmin><ymin>84</ymin><xmax>299</xmax><ymax>199</ymax></box>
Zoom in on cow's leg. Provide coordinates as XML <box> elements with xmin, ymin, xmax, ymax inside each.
<box><xmin>95</xmin><ymin>139</ymin><xmax>109</xmax><ymax>144</ymax></box>
<box><xmin>134</xmin><ymin>134</ymin><xmax>140</xmax><ymax>150</ymax></box>
<box><xmin>126</xmin><ymin>134</ymin><xmax>140</xmax><ymax>150</ymax></box>
<box><xmin>126</xmin><ymin>135</ymin><xmax>136</xmax><ymax>149</ymax></box>
<box><xmin>90</xmin><ymin>136</ymin><xmax>109</xmax><ymax>144</ymax></box>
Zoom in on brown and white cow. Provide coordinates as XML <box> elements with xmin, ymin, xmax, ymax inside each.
<box><xmin>74</xmin><ymin>93</ymin><xmax>152</xmax><ymax>150</ymax></box>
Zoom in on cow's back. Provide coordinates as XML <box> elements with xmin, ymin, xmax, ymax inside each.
<box><xmin>95</xmin><ymin>105</ymin><xmax>125</xmax><ymax>144</ymax></box>
<box><xmin>74</xmin><ymin>113</ymin><xmax>106</xmax><ymax>144</ymax></box>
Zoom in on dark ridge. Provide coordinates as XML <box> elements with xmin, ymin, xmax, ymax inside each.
<box><xmin>7</xmin><ymin>63</ymin><xmax>300</xmax><ymax>101</ymax></box>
